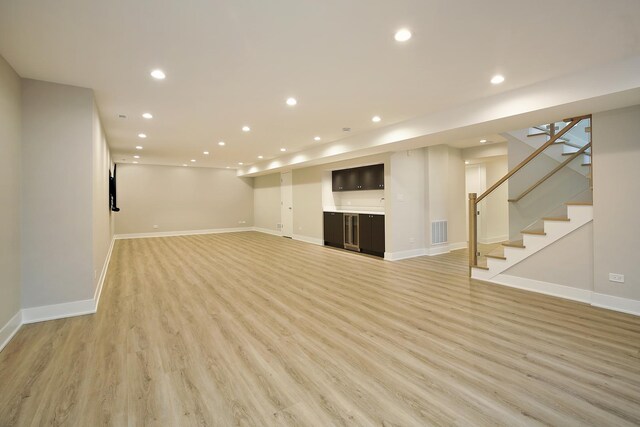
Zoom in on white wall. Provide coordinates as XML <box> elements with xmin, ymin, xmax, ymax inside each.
<box><xmin>468</xmin><ymin>157</ymin><xmax>509</xmax><ymax>244</ymax></box>
<box><xmin>114</xmin><ymin>164</ymin><xmax>254</xmax><ymax>235</ymax></box>
<box><xmin>253</xmin><ymin>173</ymin><xmax>281</xmax><ymax>233</ymax></box>
<box><xmin>292</xmin><ymin>166</ymin><xmax>324</xmax><ymax>240</ymax></box>
<box><xmin>592</xmin><ymin>105</ymin><xmax>640</xmax><ymax>302</ymax></box>
<box><xmin>505</xmin><ymin>223</ymin><xmax>594</xmax><ymax>291</ymax></box>
<box><xmin>92</xmin><ymin>103</ymin><xmax>114</xmax><ymax>290</ymax></box>
<box><xmin>390</xmin><ymin>149</ymin><xmax>425</xmax><ymax>253</ymax></box>
<box><xmin>424</xmin><ymin>145</ymin><xmax>467</xmax><ymax>253</ymax></box>
<box><xmin>21</xmin><ymin>79</ymin><xmax>95</xmax><ymax>307</ymax></box>
<box><xmin>0</xmin><ymin>55</ymin><xmax>21</xmax><ymax>328</ymax></box>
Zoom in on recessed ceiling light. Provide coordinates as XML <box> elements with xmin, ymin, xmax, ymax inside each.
<box><xmin>183</xmin><ymin>164</ymin><xmax>187</xmax><ymax>167</ymax></box>
<box><xmin>136</xmin><ymin>146</ymin><xmax>143</xmax><ymax>150</ymax></box>
<box><xmin>226</xmin><ymin>166</ymin><xmax>230</xmax><ymax>169</ymax></box>
<box><xmin>480</xmin><ymin>139</ymin><xmax>487</xmax><ymax>144</ymax></box>
<box><xmin>280</xmin><ymin>148</ymin><xmax>286</xmax><ymax>152</ymax></box>
<box><xmin>142</xmin><ymin>113</ymin><xmax>153</xmax><ymax>119</ymax></box>
<box><xmin>286</xmin><ymin>97</ymin><xmax>297</xmax><ymax>106</ymax></box>
<box><xmin>258</xmin><ymin>155</ymin><xmax>263</xmax><ymax>159</ymax></box>
<box><xmin>138</xmin><ymin>133</ymin><xmax>147</xmax><ymax>138</ymax></box>
<box><xmin>314</xmin><ymin>136</ymin><xmax>321</xmax><ymax>141</ymax></box>
<box><xmin>394</xmin><ymin>28</ymin><xmax>412</xmax><ymax>42</ymax></box>
<box><xmin>465</xmin><ymin>160</ymin><xmax>470</xmax><ymax>165</ymax></box>
<box><xmin>491</xmin><ymin>74</ymin><xmax>505</xmax><ymax>84</ymax></box>
<box><xmin>242</xmin><ymin>126</ymin><xmax>251</xmax><ymax>132</ymax></box>
<box><xmin>238</xmin><ymin>162</ymin><xmax>244</xmax><ymax>165</ymax></box>
<box><xmin>150</xmin><ymin>69</ymin><xmax>166</xmax><ymax>80</ymax></box>
<box><xmin>203</xmin><ymin>151</ymin><xmax>209</xmax><ymax>155</ymax></box>
<box><xmin>190</xmin><ymin>159</ymin><xmax>196</xmax><ymax>162</ymax></box>
<box><xmin>133</xmin><ymin>161</ymin><xmax>139</xmax><ymax>164</ymax></box>
<box><xmin>372</xmin><ymin>116</ymin><xmax>381</xmax><ymax>123</ymax></box>
<box><xmin>218</xmin><ymin>141</ymin><xmax>225</xmax><ymax>146</ymax></box>
<box><xmin>133</xmin><ymin>155</ymin><xmax>140</xmax><ymax>159</ymax></box>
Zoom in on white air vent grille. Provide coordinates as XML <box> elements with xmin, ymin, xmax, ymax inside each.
<box><xmin>431</xmin><ymin>220</ymin><xmax>448</xmax><ymax>245</ymax></box>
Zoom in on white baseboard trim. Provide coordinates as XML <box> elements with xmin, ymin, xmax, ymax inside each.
<box><xmin>385</xmin><ymin>248</ymin><xmax>427</xmax><ymax>261</ymax></box>
<box><xmin>0</xmin><ymin>310</ymin><xmax>22</xmax><ymax>353</ymax></box>
<box><xmin>425</xmin><ymin>242</ymin><xmax>468</xmax><ymax>256</ymax></box>
<box><xmin>478</xmin><ymin>235</ymin><xmax>509</xmax><ymax>245</ymax></box>
<box><xmin>252</xmin><ymin>227</ymin><xmax>323</xmax><ymax>246</ymax></box>
<box><xmin>482</xmin><ymin>274</ymin><xmax>640</xmax><ymax>317</ymax></box>
<box><xmin>22</xmin><ymin>298</ymin><xmax>97</xmax><ymax>324</ymax></box>
<box><xmin>292</xmin><ymin>234</ymin><xmax>323</xmax><ymax>246</ymax></box>
<box><xmin>94</xmin><ymin>236</ymin><xmax>115</xmax><ymax>311</ymax></box>
<box><xmin>252</xmin><ymin>227</ymin><xmax>282</xmax><ymax>237</ymax></box>
<box><xmin>115</xmin><ymin>227</ymin><xmax>253</xmax><ymax>240</ymax></box>
<box><xmin>386</xmin><ymin>242</ymin><xmax>468</xmax><ymax>261</ymax></box>
<box><xmin>490</xmin><ymin>274</ymin><xmax>593</xmax><ymax>303</ymax></box>
<box><xmin>591</xmin><ymin>293</ymin><xmax>640</xmax><ymax>317</ymax></box>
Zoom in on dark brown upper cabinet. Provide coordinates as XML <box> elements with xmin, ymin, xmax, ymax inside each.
<box><xmin>332</xmin><ymin>164</ymin><xmax>384</xmax><ymax>192</ymax></box>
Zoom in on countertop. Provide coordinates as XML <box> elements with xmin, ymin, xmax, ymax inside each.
<box><xmin>323</xmin><ymin>209</ymin><xmax>385</xmax><ymax>215</ymax></box>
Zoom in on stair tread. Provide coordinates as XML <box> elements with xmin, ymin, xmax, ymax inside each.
<box><xmin>562</xmin><ymin>151</ymin><xmax>591</xmax><ymax>156</ymax></box>
<box><xmin>582</xmin><ymin>163</ymin><xmax>592</xmax><ymax>166</ymax></box>
<box><xmin>485</xmin><ymin>254</ymin><xmax>507</xmax><ymax>260</ymax></box>
<box><xmin>502</xmin><ymin>240</ymin><xmax>525</xmax><ymax>248</ymax></box>
<box><xmin>472</xmin><ymin>265</ymin><xmax>490</xmax><ymax>271</ymax></box>
<box><xmin>543</xmin><ymin>216</ymin><xmax>570</xmax><ymax>222</ymax></box>
<box><xmin>521</xmin><ymin>229</ymin><xmax>546</xmax><ymax>235</ymax></box>
<box><xmin>566</xmin><ymin>201</ymin><xmax>593</xmax><ymax>206</ymax></box>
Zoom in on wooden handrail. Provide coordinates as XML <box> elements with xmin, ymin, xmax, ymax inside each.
<box><xmin>476</xmin><ymin>115</ymin><xmax>590</xmax><ymax>203</ymax></box>
<box><xmin>508</xmin><ymin>142</ymin><xmax>592</xmax><ymax>203</ymax></box>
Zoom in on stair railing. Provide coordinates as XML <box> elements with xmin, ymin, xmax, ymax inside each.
<box><xmin>468</xmin><ymin>114</ymin><xmax>591</xmax><ymax>274</ymax></box>
<box><xmin>508</xmin><ymin>142</ymin><xmax>591</xmax><ymax>203</ymax></box>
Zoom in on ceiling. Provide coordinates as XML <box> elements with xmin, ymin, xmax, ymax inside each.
<box><xmin>1</xmin><ymin>0</ymin><xmax>640</xmax><ymax>169</ymax></box>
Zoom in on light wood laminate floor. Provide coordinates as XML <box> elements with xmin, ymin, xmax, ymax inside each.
<box><xmin>1</xmin><ymin>232</ymin><xmax>639</xmax><ymax>426</ymax></box>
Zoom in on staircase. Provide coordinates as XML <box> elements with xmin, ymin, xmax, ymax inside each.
<box><xmin>471</xmin><ymin>202</ymin><xmax>593</xmax><ymax>281</ymax></box>
<box><xmin>468</xmin><ymin>115</ymin><xmax>593</xmax><ymax>281</ymax></box>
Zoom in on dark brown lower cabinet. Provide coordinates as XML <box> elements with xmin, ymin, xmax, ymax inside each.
<box><xmin>323</xmin><ymin>212</ymin><xmax>344</xmax><ymax>248</ymax></box>
<box><xmin>359</xmin><ymin>214</ymin><xmax>385</xmax><ymax>257</ymax></box>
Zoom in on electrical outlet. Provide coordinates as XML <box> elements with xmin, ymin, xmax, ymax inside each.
<box><xmin>609</xmin><ymin>273</ymin><xmax>625</xmax><ymax>283</ymax></box>
<box><xmin>153</xmin><ymin>225</ymin><xmax>159</xmax><ymax>229</ymax></box>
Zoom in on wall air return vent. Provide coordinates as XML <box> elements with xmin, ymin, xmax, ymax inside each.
<box><xmin>431</xmin><ymin>220</ymin><xmax>448</xmax><ymax>245</ymax></box>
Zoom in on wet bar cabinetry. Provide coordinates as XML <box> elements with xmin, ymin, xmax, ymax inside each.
<box><xmin>332</xmin><ymin>164</ymin><xmax>384</xmax><ymax>192</ymax></box>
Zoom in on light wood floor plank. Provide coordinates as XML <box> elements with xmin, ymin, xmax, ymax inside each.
<box><xmin>1</xmin><ymin>231</ymin><xmax>639</xmax><ymax>426</ymax></box>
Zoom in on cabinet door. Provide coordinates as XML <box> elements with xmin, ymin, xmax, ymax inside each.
<box><xmin>344</xmin><ymin>168</ymin><xmax>359</xmax><ymax>191</ymax></box>
<box><xmin>372</xmin><ymin>164</ymin><xmax>385</xmax><ymax>189</ymax></box>
<box><xmin>359</xmin><ymin>166</ymin><xmax>377</xmax><ymax>190</ymax></box>
<box><xmin>359</xmin><ymin>214</ymin><xmax>373</xmax><ymax>250</ymax></box>
<box><xmin>324</xmin><ymin>212</ymin><xmax>344</xmax><ymax>245</ymax></box>
<box><xmin>371</xmin><ymin>214</ymin><xmax>385</xmax><ymax>253</ymax></box>
<box><xmin>323</xmin><ymin>212</ymin><xmax>333</xmax><ymax>243</ymax></box>
<box><xmin>334</xmin><ymin>213</ymin><xmax>344</xmax><ymax>245</ymax></box>
<box><xmin>332</xmin><ymin>170</ymin><xmax>346</xmax><ymax>192</ymax></box>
